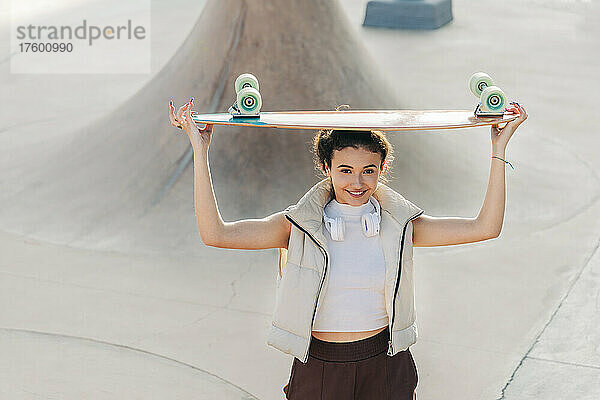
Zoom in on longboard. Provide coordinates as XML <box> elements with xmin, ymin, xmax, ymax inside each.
<box><xmin>190</xmin><ymin>72</ymin><xmax>519</xmax><ymax>131</ymax></box>
<box><xmin>191</xmin><ymin>109</ymin><xmax>518</xmax><ymax>131</ymax></box>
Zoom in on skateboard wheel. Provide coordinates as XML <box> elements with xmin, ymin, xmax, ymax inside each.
<box><xmin>236</xmin><ymin>87</ymin><xmax>262</xmax><ymax>114</ymax></box>
<box><xmin>469</xmin><ymin>72</ymin><xmax>494</xmax><ymax>97</ymax></box>
<box><xmin>480</xmin><ymin>85</ymin><xmax>506</xmax><ymax>113</ymax></box>
<box><xmin>235</xmin><ymin>73</ymin><xmax>259</xmax><ymax>94</ymax></box>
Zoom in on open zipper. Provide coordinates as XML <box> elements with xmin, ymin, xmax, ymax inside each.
<box><xmin>387</xmin><ymin>210</ymin><xmax>424</xmax><ymax>356</ymax></box>
<box><xmin>284</xmin><ymin>214</ymin><xmax>329</xmax><ymax>364</ymax></box>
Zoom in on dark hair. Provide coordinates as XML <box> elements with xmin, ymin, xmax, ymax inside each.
<box><xmin>311</xmin><ymin>129</ymin><xmax>394</xmax><ymax>184</ymax></box>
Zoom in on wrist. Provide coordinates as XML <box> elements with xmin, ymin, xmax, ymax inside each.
<box><xmin>491</xmin><ymin>154</ymin><xmax>515</xmax><ymax>170</ymax></box>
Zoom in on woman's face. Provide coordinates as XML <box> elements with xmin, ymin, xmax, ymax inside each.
<box><xmin>325</xmin><ymin>146</ymin><xmax>383</xmax><ymax>206</ymax></box>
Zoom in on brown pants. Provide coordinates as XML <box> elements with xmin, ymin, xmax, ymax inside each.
<box><xmin>283</xmin><ymin>327</ymin><xmax>418</xmax><ymax>399</ymax></box>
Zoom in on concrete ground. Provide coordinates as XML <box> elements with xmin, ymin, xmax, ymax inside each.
<box><xmin>1</xmin><ymin>0</ymin><xmax>599</xmax><ymax>399</ymax></box>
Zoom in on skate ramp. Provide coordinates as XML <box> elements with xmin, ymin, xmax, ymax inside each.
<box><xmin>0</xmin><ymin>0</ymin><xmax>588</xmax><ymax>258</ymax></box>
<box><xmin>1</xmin><ymin>0</ymin><xmax>408</xmax><ymax>256</ymax></box>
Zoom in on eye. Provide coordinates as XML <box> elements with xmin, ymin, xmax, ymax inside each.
<box><xmin>341</xmin><ymin>169</ymin><xmax>351</xmax><ymax>173</ymax></box>
<box><xmin>364</xmin><ymin>169</ymin><xmax>375</xmax><ymax>174</ymax></box>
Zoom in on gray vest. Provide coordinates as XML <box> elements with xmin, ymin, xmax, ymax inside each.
<box><xmin>267</xmin><ymin>178</ymin><xmax>423</xmax><ymax>363</ymax></box>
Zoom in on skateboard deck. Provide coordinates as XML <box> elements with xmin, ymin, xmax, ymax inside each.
<box><xmin>191</xmin><ymin>109</ymin><xmax>518</xmax><ymax>131</ymax></box>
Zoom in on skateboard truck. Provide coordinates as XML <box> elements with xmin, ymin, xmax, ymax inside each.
<box><xmin>473</xmin><ymin>103</ymin><xmax>505</xmax><ymax>118</ymax></box>
<box><xmin>228</xmin><ymin>101</ymin><xmax>260</xmax><ymax>118</ymax></box>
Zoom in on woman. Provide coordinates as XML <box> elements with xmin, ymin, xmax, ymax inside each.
<box><xmin>169</xmin><ymin>99</ymin><xmax>527</xmax><ymax>399</ymax></box>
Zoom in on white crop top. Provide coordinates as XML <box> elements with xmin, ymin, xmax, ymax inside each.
<box><xmin>312</xmin><ymin>197</ymin><xmax>389</xmax><ymax>332</ymax></box>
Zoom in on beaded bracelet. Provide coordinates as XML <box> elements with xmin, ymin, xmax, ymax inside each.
<box><xmin>492</xmin><ymin>156</ymin><xmax>515</xmax><ymax>170</ymax></box>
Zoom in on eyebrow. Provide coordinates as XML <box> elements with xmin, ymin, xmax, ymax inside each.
<box><xmin>336</xmin><ymin>164</ymin><xmax>378</xmax><ymax>169</ymax></box>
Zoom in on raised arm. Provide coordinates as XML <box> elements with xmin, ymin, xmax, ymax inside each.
<box><xmin>169</xmin><ymin>99</ymin><xmax>291</xmax><ymax>250</ymax></box>
<box><xmin>412</xmin><ymin>103</ymin><xmax>528</xmax><ymax>247</ymax></box>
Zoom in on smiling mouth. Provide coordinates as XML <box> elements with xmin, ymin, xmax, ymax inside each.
<box><xmin>347</xmin><ymin>190</ymin><xmax>367</xmax><ymax>197</ymax></box>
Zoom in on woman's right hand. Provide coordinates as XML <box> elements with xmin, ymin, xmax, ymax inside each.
<box><xmin>169</xmin><ymin>98</ymin><xmax>213</xmax><ymax>150</ymax></box>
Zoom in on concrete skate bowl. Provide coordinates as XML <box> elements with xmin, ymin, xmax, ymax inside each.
<box><xmin>0</xmin><ymin>328</ymin><xmax>258</xmax><ymax>400</ymax></box>
<box><xmin>0</xmin><ymin>0</ymin><xmax>589</xmax><ymax>259</ymax></box>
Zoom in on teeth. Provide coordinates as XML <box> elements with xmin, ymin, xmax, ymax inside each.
<box><xmin>349</xmin><ymin>190</ymin><xmax>366</xmax><ymax>195</ymax></box>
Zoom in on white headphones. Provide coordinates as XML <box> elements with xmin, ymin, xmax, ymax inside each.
<box><xmin>323</xmin><ymin>196</ymin><xmax>381</xmax><ymax>241</ymax></box>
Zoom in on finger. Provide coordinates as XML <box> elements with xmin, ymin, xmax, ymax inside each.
<box><xmin>181</xmin><ymin>98</ymin><xmax>196</xmax><ymax>124</ymax></box>
<box><xmin>183</xmin><ymin>105</ymin><xmax>193</xmax><ymax>125</ymax></box>
<box><xmin>514</xmin><ymin>103</ymin><xmax>526</xmax><ymax>114</ymax></box>
<box><xmin>170</xmin><ymin>115</ymin><xmax>183</xmax><ymax>129</ymax></box>
<box><xmin>177</xmin><ymin>102</ymin><xmax>191</xmax><ymax>121</ymax></box>
<box><xmin>169</xmin><ymin>101</ymin><xmax>186</xmax><ymax>130</ymax></box>
<box><xmin>519</xmin><ymin>105</ymin><xmax>528</xmax><ymax>120</ymax></box>
<box><xmin>170</xmin><ymin>116</ymin><xmax>183</xmax><ymax>130</ymax></box>
<box><xmin>170</xmin><ymin>116</ymin><xmax>182</xmax><ymax>128</ymax></box>
<box><xmin>506</xmin><ymin>104</ymin><xmax>521</xmax><ymax>118</ymax></box>
<box><xmin>169</xmin><ymin>109</ymin><xmax>177</xmax><ymax>125</ymax></box>
<box><xmin>169</xmin><ymin>104</ymin><xmax>181</xmax><ymax>127</ymax></box>
<box><xmin>177</xmin><ymin>105</ymin><xmax>189</xmax><ymax>122</ymax></box>
<box><xmin>516</xmin><ymin>105</ymin><xmax>527</xmax><ymax>121</ymax></box>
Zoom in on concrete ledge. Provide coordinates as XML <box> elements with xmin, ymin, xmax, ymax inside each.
<box><xmin>363</xmin><ymin>0</ymin><xmax>453</xmax><ymax>30</ymax></box>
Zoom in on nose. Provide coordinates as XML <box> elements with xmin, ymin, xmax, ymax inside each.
<box><xmin>354</xmin><ymin>173</ymin><xmax>364</xmax><ymax>186</ymax></box>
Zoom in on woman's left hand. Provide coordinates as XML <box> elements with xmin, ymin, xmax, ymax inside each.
<box><xmin>491</xmin><ymin>103</ymin><xmax>528</xmax><ymax>150</ymax></box>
